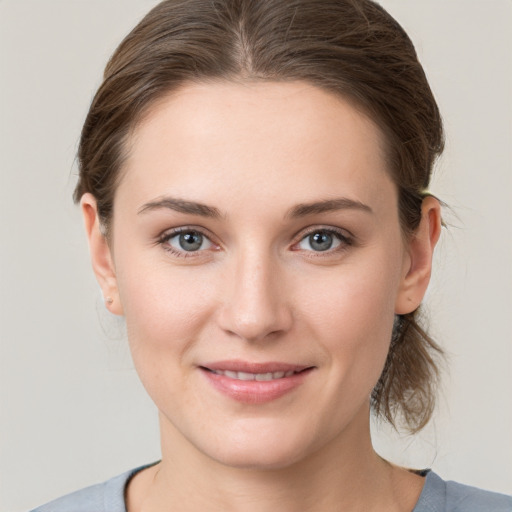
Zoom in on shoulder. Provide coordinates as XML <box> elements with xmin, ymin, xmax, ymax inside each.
<box><xmin>444</xmin><ymin>479</ymin><xmax>512</xmax><ymax>512</ymax></box>
<box><xmin>414</xmin><ymin>471</ymin><xmax>512</xmax><ymax>512</ymax></box>
<box><xmin>29</xmin><ymin>464</ymin><xmax>153</xmax><ymax>512</ymax></box>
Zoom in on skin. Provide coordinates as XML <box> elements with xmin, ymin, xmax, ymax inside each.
<box><xmin>82</xmin><ymin>81</ymin><xmax>441</xmax><ymax>511</ymax></box>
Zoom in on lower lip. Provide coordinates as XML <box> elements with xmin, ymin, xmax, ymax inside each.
<box><xmin>201</xmin><ymin>368</ymin><xmax>313</xmax><ymax>404</ymax></box>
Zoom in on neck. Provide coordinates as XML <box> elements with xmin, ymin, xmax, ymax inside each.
<box><xmin>128</xmin><ymin>407</ymin><xmax>425</xmax><ymax>512</ymax></box>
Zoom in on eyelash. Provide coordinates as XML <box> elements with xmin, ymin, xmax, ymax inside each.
<box><xmin>156</xmin><ymin>226</ymin><xmax>354</xmax><ymax>259</ymax></box>
<box><xmin>157</xmin><ymin>226</ymin><xmax>217</xmax><ymax>258</ymax></box>
<box><xmin>293</xmin><ymin>226</ymin><xmax>354</xmax><ymax>257</ymax></box>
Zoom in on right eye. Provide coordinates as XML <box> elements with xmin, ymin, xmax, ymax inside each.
<box><xmin>159</xmin><ymin>228</ymin><xmax>214</xmax><ymax>257</ymax></box>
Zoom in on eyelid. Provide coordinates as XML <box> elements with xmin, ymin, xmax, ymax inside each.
<box><xmin>156</xmin><ymin>226</ymin><xmax>219</xmax><ymax>257</ymax></box>
<box><xmin>291</xmin><ymin>225</ymin><xmax>354</xmax><ymax>253</ymax></box>
<box><xmin>155</xmin><ymin>224</ymin><xmax>354</xmax><ymax>258</ymax></box>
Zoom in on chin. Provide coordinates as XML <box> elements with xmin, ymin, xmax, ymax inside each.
<box><xmin>196</xmin><ymin>419</ymin><xmax>321</xmax><ymax>471</ymax></box>
<box><xmin>209</xmin><ymin>444</ymin><xmax>308</xmax><ymax>471</ymax></box>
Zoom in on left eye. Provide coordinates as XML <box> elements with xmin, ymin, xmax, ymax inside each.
<box><xmin>166</xmin><ymin>230</ymin><xmax>213</xmax><ymax>252</ymax></box>
<box><xmin>297</xmin><ymin>230</ymin><xmax>344</xmax><ymax>252</ymax></box>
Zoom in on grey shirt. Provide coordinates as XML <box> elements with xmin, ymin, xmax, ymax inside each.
<box><xmin>30</xmin><ymin>465</ymin><xmax>512</xmax><ymax>512</ymax></box>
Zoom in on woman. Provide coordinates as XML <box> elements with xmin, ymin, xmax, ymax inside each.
<box><xmin>29</xmin><ymin>0</ymin><xmax>512</xmax><ymax>510</ymax></box>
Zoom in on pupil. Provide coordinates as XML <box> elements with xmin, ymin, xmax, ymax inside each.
<box><xmin>179</xmin><ymin>232</ymin><xmax>202</xmax><ymax>251</ymax></box>
<box><xmin>310</xmin><ymin>232</ymin><xmax>332</xmax><ymax>251</ymax></box>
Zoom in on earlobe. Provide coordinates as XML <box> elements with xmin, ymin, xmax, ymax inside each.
<box><xmin>81</xmin><ymin>193</ymin><xmax>124</xmax><ymax>316</ymax></box>
<box><xmin>395</xmin><ymin>196</ymin><xmax>442</xmax><ymax>315</ymax></box>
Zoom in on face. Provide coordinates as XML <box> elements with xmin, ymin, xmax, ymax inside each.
<box><xmin>85</xmin><ymin>81</ymin><xmax>433</xmax><ymax>470</ymax></box>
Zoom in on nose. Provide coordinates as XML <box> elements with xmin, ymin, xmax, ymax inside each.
<box><xmin>217</xmin><ymin>249</ymin><xmax>293</xmax><ymax>342</ymax></box>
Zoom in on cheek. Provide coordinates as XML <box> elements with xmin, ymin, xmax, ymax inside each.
<box><xmin>302</xmin><ymin>261</ymin><xmax>399</xmax><ymax>338</ymax></box>
<box><xmin>297</xmin><ymin>253</ymin><xmax>403</xmax><ymax>384</ymax></box>
<box><xmin>115</xmin><ymin>263</ymin><xmax>220</xmax><ymax>417</ymax></box>
<box><xmin>115</xmin><ymin>255</ymin><xmax>216</xmax><ymax>360</ymax></box>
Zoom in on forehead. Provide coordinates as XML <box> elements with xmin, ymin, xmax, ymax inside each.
<box><xmin>117</xmin><ymin>81</ymin><xmax>395</xmax><ymax>216</ymax></box>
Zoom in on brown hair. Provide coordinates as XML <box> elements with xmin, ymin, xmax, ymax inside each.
<box><xmin>76</xmin><ymin>0</ymin><xmax>444</xmax><ymax>432</ymax></box>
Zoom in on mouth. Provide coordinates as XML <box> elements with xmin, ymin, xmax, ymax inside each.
<box><xmin>206</xmin><ymin>369</ymin><xmax>302</xmax><ymax>381</ymax></box>
<box><xmin>199</xmin><ymin>361</ymin><xmax>315</xmax><ymax>404</ymax></box>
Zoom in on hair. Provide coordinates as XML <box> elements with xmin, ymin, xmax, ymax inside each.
<box><xmin>75</xmin><ymin>0</ymin><xmax>444</xmax><ymax>433</ymax></box>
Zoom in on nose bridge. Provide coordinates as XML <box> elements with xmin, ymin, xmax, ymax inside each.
<box><xmin>219</xmin><ymin>242</ymin><xmax>291</xmax><ymax>342</ymax></box>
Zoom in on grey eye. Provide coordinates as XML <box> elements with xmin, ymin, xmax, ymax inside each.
<box><xmin>169</xmin><ymin>231</ymin><xmax>212</xmax><ymax>252</ymax></box>
<box><xmin>298</xmin><ymin>230</ymin><xmax>342</xmax><ymax>252</ymax></box>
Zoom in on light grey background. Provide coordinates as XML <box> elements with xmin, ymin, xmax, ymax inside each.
<box><xmin>1</xmin><ymin>1</ymin><xmax>511</xmax><ymax>510</ymax></box>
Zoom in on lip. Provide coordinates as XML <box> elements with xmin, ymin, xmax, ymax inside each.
<box><xmin>202</xmin><ymin>360</ymin><xmax>311</xmax><ymax>374</ymax></box>
<box><xmin>200</xmin><ymin>360</ymin><xmax>314</xmax><ymax>404</ymax></box>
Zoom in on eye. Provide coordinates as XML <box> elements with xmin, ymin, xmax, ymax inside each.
<box><xmin>161</xmin><ymin>229</ymin><xmax>214</xmax><ymax>255</ymax></box>
<box><xmin>296</xmin><ymin>229</ymin><xmax>350</xmax><ymax>253</ymax></box>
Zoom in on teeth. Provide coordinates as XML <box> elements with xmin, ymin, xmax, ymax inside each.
<box><xmin>255</xmin><ymin>372</ymin><xmax>273</xmax><ymax>381</ymax></box>
<box><xmin>211</xmin><ymin>369</ymin><xmax>299</xmax><ymax>380</ymax></box>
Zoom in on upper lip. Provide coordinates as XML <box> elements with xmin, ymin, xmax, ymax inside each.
<box><xmin>200</xmin><ymin>360</ymin><xmax>312</xmax><ymax>374</ymax></box>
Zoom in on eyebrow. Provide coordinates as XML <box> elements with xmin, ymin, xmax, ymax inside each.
<box><xmin>286</xmin><ymin>198</ymin><xmax>373</xmax><ymax>218</ymax></box>
<box><xmin>137</xmin><ymin>196</ymin><xmax>373</xmax><ymax>219</ymax></box>
<box><xmin>138</xmin><ymin>197</ymin><xmax>222</xmax><ymax>218</ymax></box>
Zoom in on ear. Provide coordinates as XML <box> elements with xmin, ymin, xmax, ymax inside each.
<box><xmin>395</xmin><ymin>196</ymin><xmax>442</xmax><ymax>315</ymax></box>
<box><xmin>81</xmin><ymin>193</ymin><xmax>124</xmax><ymax>316</ymax></box>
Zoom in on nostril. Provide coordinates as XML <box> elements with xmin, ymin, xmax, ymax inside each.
<box><xmin>216</xmin><ymin>265</ymin><xmax>293</xmax><ymax>341</ymax></box>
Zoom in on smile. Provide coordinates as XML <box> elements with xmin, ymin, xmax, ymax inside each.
<box><xmin>209</xmin><ymin>369</ymin><xmax>298</xmax><ymax>381</ymax></box>
<box><xmin>200</xmin><ymin>362</ymin><xmax>314</xmax><ymax>404</ymax></box>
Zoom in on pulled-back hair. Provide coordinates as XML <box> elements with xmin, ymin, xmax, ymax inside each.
<box><xmin>76</xmin><ymin>0</ymin><xmax>444</xmax><ymax>433</ymax></box>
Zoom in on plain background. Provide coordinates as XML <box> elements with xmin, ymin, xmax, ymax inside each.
<box><xmin>1</xmin><ymin>1</ymin><xmax>511</xmax><ymax>510</ymax></box>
